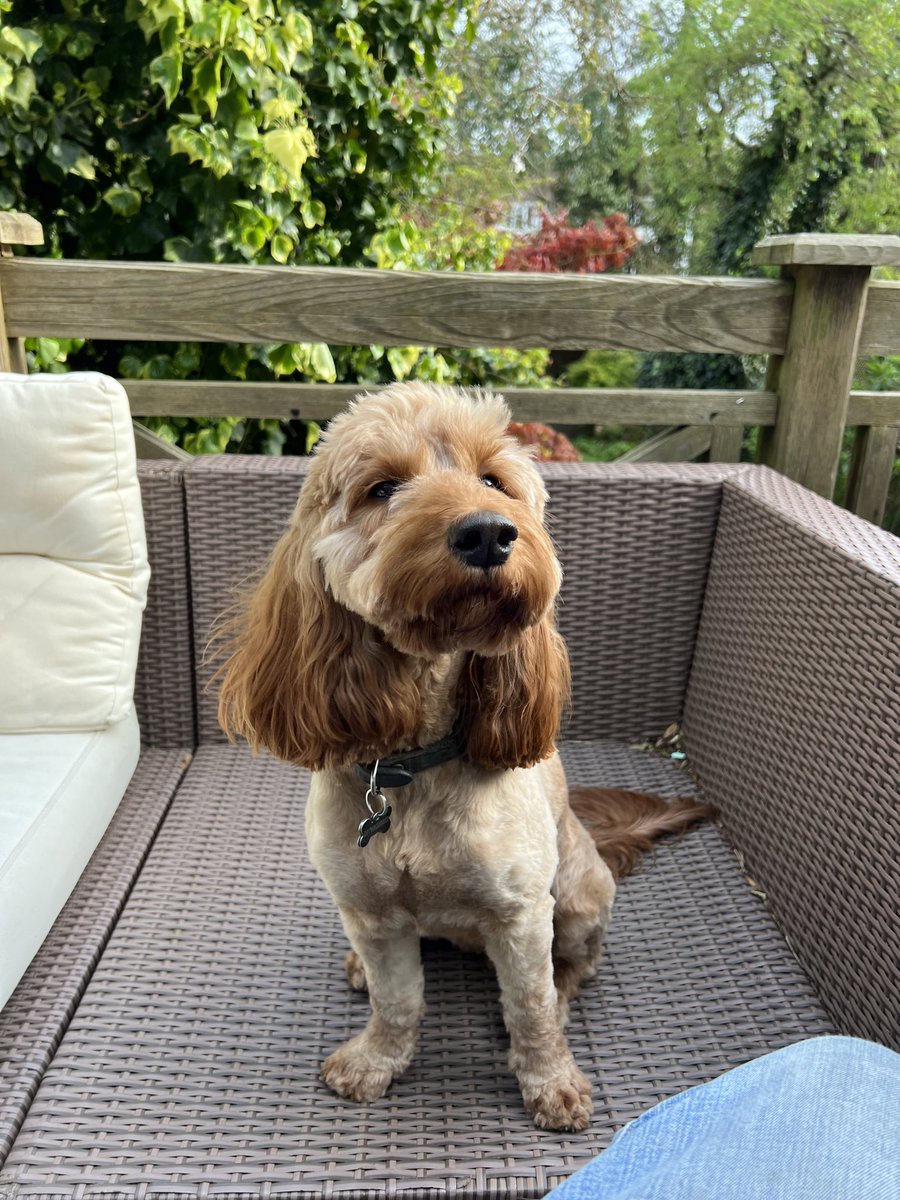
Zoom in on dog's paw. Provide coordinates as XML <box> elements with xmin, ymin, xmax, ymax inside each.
<box><xmin>523</xmin><ymin>1064</ymin><xmax>593</xmax><ymax>1132</ymax></box>
<box><xmin>320</xmin><ymin>1036</ymin><xmax>394</xmax><ymax>1103</ymax></box>
<box><xmin>345</xmin><ymin>950</ymin><xmax>368</xmax><ymax>992</ymax></box>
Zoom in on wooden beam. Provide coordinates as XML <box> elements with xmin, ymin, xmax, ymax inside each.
<box><xmin>846</xmin><ymin>426</ymin><xmax>898</xmax><ymax>526</ymax></box>
<box><xmin>859</xmin><ymin>282</ymin><xmax>900</xmax><ymax>355</ymax></box>
<box><xmin>132</xmin><ymin>420</ymin><xmax>192</xmax><ymax>461</ymax></box>
<box><xmin>619</xmin><ymin>426</ymin><xmax>712</xmax><ymax>463</ymax></box>
<box><xmin>846</xmin><ymin>392</ymin><xmax>900</xmax><ymax>425</ymax></box>
<box><xmin>753</xmin><ymin>233</ymin><xmax>900</xmax><ymax>268</ymax></box>
<box><xmin>121</xmin><ymin>379</ymin><xmax>898</xmax><ymax>427</ymax></box>
<box><xmin>123</xmin><ymin>380</ymin><xmax>779</xmax><ymax>425</ymax></box>
<box><xmin>0</xmin><ymin>257</ymin><xmax>793</xmax><ymax>355</ymax></box>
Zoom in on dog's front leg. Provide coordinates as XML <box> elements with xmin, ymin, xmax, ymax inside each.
<box><xmin>321</xmin><ymin>910</ymin><xmax>424</xmax><ymax>1103</ymax></box>
<box><xmin>485</xmin><ymin>897</ymin><xmax>593</xmax><ymax>1131</ymax></box>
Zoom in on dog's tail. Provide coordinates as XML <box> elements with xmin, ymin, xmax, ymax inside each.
<box><xmin>568</xmin><ymin>787</ymin><xmax>715</xmax><ymax>880</ymax></box>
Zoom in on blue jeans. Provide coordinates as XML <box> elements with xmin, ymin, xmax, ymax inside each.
<box><xmin>548</xmin><ymin>1037</ymin><xmax>900</xmax><ymax>1199</ymax></box>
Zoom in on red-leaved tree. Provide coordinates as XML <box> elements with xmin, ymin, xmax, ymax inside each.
<box><xmin>498</xmin><ymin>210</ymin><xmax>638</xmax><ymax>273</ymax></box>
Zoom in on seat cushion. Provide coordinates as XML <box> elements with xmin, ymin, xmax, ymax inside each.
<box><xmin>0</xmin><ymin>709</ymin><xmax>140</xmax><ymax>1011</ymax></box>
<box><xmin>0</xmin><ymin>372</ymin><xmax>149</xmax><ymax>731</ymax></box>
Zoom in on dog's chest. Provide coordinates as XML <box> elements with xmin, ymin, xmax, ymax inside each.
<box><xmin>306</xmin><ymin>768</ymin><xmax>559</xmax><ymax>928</ymax></box>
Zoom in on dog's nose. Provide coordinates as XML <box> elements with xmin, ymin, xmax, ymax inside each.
<box><xmin>449</xmin><ymin>512</ymin><xmax>518</xmax><ymax>569</ymax></box>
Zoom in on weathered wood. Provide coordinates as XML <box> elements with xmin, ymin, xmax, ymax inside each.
<box><xmin>846</xmin><ymin>392</ymin><xmax>900</xmax><ymax>425</ymax></box>
<box><xmin>0</xmin><ymin>248</ymin><xmax>23</xmax><ymax>373</ymax></box>
<box><xmin>122</xmin><ymin>378</ymin><xmax>898</xmax><ymax>427</ymax></box>
<box><xmin>761</xmin><ymin>264</ymin><xmax>871</xmax><ymax>497</ymax></box>
<box><xmin>123</xmin><ymin>380</ymin><xmax>778</xmax><ymax>425</ymax></box>
<box><xmin>0</xmin><ymin>257</ymin><xmax>793</xmax><ymax>355</ymax></box>
<box><xmin>753</xmin><ymin>233</ymin><xmax>900</xmax><ymax>268</ymax></box>
<box><xmin>132</xmin><ymin>420</ymin><xmax>192</xmax><ymax>461</ymax></box>
<box><xmin>0</xmin><ymin>289</ymin><xmax>14</xmax><ymax>372</ymax></box>
<box><xmin>846</xmin><ymin>426</ymin><xmax>898</xmax><ymax>526</ymax></box>
<box><xmin>709</xmin><ymin>425</ymin><xmax>744</xmax><ymax>463</ymax></box>
<box><xmin>0</xmin><ymin>211</ymin><xmax>44</xmax><ymax>246</ymax></box>
<box><xmin>619</xmin><ymin>426</ymin><xmax>713</xmax><ymax>463</ymax></box>
<box><xmin>859</xmin><ymin>282</ymin><xmax>900</xmax><ymax>355</ymax></box>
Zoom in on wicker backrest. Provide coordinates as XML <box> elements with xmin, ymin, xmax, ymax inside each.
<box><xmin>683</xmin><ymin>467</ymin><xmax>900</xmax><ymax>1049</ymax></box>
<box><xmin>182</xmin><ymin>457</ymin><xmax>733</xmax><ymax>745</ymax></box>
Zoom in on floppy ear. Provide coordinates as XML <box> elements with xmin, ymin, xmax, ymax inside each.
<box><xmin>456</xmin><ymin>616</ymin><xmax>570</xmax><ymax>770</ymax></box>
<box><xmin>216</xmin><ymin>525</ymin><xmax>423</xmax><ymax>770</ymax></box>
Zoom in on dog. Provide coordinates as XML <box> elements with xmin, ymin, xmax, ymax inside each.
<box><xmin>217</xmin><ymin>382</ymin><xmax>711</xmax><ymax>1131</ymax></box>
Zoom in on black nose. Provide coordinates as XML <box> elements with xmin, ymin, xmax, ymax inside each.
<box><xmin>449</xmin><ymin>512</ymin><xmax>518</xmax><ymax>569</ymax></box>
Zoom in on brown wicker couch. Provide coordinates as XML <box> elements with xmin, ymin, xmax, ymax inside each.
<box><xmin>1</xmin><ymin>456</ymin><xmax>897</xmax><ymax>1199</ymax></box>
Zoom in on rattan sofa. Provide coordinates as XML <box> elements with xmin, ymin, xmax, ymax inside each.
<box><xmin>1</xmin><ymin>455</ymin><xmax>897</xmax><ymax>1199</ymax></box>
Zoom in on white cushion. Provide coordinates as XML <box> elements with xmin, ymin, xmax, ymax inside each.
<box><xmin>0</xmin><ymin>372</ymin><xmax>150</xmax><ymax>731</ymax></box>
<box><xmin>0</xmin><ymin>709</ymin><xmax>140</xmax><ymax>1010</ymax></box>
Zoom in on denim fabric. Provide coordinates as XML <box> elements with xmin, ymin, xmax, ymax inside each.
<box><xmin>548</xmin><ymin>1037</ymin><xmax>900</xmax><ymax>1200</ymax></box>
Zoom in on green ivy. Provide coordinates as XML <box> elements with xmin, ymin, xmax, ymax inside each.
<box><xmin>1</xmin><ymin>0</ymin><xmax>473</xmax><ymax>453</ymax></box>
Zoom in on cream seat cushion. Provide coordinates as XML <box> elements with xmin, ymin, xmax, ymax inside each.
<box><xmin>0</xmin><ymin>371</ymin><xmax>149</xmax><ymax>1009</ymax></box>
<box><xmin>0</xmin><ymin>710</ymin><xmax>140</xmax><ymax>1009</ymax></box>
<box><xmin>0</xmin><ymin>372</ymin><xmax>150</xmax><ymax>731</ymax></box>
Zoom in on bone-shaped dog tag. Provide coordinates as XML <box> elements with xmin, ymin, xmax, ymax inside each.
<box><xmin>357</xmin><ymin>805</ymin><xmax>392</xmax><ymax>848</ymax></box>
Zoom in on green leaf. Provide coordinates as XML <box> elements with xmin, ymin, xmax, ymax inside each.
<box><xmin>299</xmin><ymin>198</ymin><xmax>325</xmax><ymax>228</ymax></box>
<box><xmin>309</xmin><ymin>342</ymin><xmax>336</xmax><ymax>382</ymax></box>
<box><xmin>305</xmin><ymin>420</ymin><xmax>322</xmax><ymax>452</ymax></box>
<box><xmin>270</xmin><ymin>233</ymin><xmax>292</xmax><ymax>263</ymax></box>
<box><xmin>102</xmin><ymin>185</ymin><xmax>142</xmax><ymax>217</ymax></box>
<box><xmin>149</xmin><ymin>52</ymin><xmax>182</xmax><ymax>107</ymax></box>
<box><xmin>0</xmin><ymin>26</ymin><xmax>42</xmax><ymax>63</ymax></box>
<box><xmin>223</xmin><ymin>49</ymin><xmax>255</xmax><ymax>89</ymax></box>
<box><xmin>263</xmin><ymin>126</ymin><xmax>316</xmax><ymax>179</ymax></box>
<box><xmin>47</xmin><ymin>138</ymin><xmax>96</xmax><ymax>180</ymax></box>
<box><xmin>387</xmin><ymin>345</ymin><xmax>421</xmax><ymax>381</ymax></box>
<box><xmin>8</xmin><ymin>65</ymin><xmax>35</xmax><ymax>109</ymax></box>
<box><xmin>192</xmin><ymin>53</ymin><xmax>221</xmax><ymax>117</ymax></box>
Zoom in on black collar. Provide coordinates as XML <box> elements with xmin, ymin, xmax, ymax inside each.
<box><xmin>353</xmin><ymin>726</ymin><xmax>466</xmax><ymax>789</ymax></box>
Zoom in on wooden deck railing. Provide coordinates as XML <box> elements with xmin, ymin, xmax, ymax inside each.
<box><xmin>1</xmin><ymin>213</ymin><xmax>898</xmax><ymax>524</ymax></box>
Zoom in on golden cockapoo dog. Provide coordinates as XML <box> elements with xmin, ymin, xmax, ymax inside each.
<box><xmin>218</xmin><ymin>383</ymin><xmax>710</xmax><ymax>1131</ymax></box>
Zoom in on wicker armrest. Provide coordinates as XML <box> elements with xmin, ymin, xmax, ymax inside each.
<box><xmin>684</xmin><ymin>466</ymin><xmax>900</xmax><ymax>1047</ymax></box>
<box><xmin>135</xmin><ymin>461</ymin><xmax>196</xmax><ymax>747</ymax></box>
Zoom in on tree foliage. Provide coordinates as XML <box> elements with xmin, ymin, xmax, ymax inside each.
<box><xmin>0</xmin><ymin>0</ymin><xmax>475</xmax><ymax>449</ymax></box>
<box><xmin>499</xmin><ymin>209</ymin><xmax>638</xmax><ymax>273</ymax></box>
<box><xmin>0</xmin><ymin>0</ymin><xmax>461</xmax><ymax>263</ymax></box>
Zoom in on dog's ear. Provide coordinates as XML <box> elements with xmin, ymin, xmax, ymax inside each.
<box><xmin>216</xmin><ymin>525</ymin><xmax>423</xmax><ymax>769</ymax></box>
<box><xmin>456</xmin><ymin>616</ymin><xmax>570</xmax><ymax>770</ymax></box>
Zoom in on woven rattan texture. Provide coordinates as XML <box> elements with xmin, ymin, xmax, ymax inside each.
<box><xmin>732</xmin><ymin>464</ymin><xmax>900</xmax><ymax>583</ymax></box>
<box><xmin>186</xmin><ymin>456</ymin><xmax>309</xmax><ymax>745</ymax></box>
<box><xmin>136</xmin><ymin>462</ymin><xmax>197</xmax><ymax>747</ymax></box>
<box><xmin>187</xmin><ymin>458</ymin><xmax>726</xmax><ymax>745</ymax></box>
<box><xmin>683</xmin><ymin>480</ymin><xmax>900</xmax><ymax>1049</ymax></box>
<box><xmin>0</xmin><ymin>741</ymin><xmax>829</xmax><ymax>1199</ymax></box>
<box><xmin>0</xmin><ymin>749</ymin><xmax>191</xmax><ymax>1170</ymax></box>
<box><xmin>544</xmin><ymin>469</ymin><xmax>723</xmax><ymax>739</ymax></box>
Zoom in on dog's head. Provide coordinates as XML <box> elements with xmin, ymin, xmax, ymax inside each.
<box><xmin>217</xmin><ymin>384</ymin><xmax>569</xmax><ymax>770</ymax></box>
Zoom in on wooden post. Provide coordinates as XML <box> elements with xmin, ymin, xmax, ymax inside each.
<box><xmin>751</xmin><ymin>233</ymin><xmax>900</xmax><ymax>499</ymax></box>
<box><xmin>709</xmin><ymin>425</ymin><xmax>744</xmax><ymax>463</ymax></box>
<box><xmin>845</xmin><ymin>426</ymin><xmax>898</xmax><ymax>526</ymax></box>
<box><xmin>0</xmin><ymin>211</ymin><xmax>44</xmax><ymax>372</ymax></box>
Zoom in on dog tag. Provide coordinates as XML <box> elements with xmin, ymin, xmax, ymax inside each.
<box><xmin>357</xmin><ymin>805</ymin><xmax>392</xmax><ymax>848</ymax></box>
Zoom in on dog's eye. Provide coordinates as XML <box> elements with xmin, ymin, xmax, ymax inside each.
<box><xmin>480</xmin><ymin>474</ymin><xmax>504</xmax><ymax>491</ymax></box>
<box><xmin>368</xmin><ymin>480</ymin><xmax>400</xmax><ymax>501</ymax></box>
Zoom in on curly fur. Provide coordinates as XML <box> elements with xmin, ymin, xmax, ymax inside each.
<box><xmin>217</xmin><ymin>382</ymin><xmax>711</xmax><ymax>1131</ymax></box>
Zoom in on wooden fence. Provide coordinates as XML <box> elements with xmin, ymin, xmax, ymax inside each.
<box><xmin>1</xmin><ymin>213</ymin><xmax>898</xmax><ymax>524</ymax></box>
